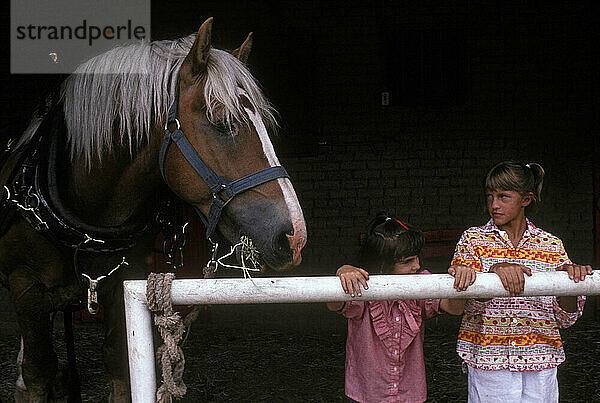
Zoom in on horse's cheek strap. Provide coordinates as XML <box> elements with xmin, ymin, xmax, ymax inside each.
<box><xmin>160</xmin><ymin>127</ymin><xmax>225</xmax><ymax>193</ymax></box>
<box><xmin>170</xmin><ymin>128</ymin><xmax>227</xmax><ymax>193</ymax></box>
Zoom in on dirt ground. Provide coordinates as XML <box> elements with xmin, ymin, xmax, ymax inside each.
<box><xmin>1</xmin><ymin>302</ymin><xmax>600</xmax><ymax>402</ymax></box>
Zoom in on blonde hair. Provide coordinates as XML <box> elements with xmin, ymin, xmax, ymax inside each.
<box><xmin>485</xmin><ymin>161</ymin><xmax>545</xmax><ymax>212</ymax></box>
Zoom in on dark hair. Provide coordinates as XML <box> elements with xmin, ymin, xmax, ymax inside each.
<box><xmin>357</xmin><ymin>212</ymin><xmax>424</xmax><ymax>273</ymax></box>
<box><xmin>485</xmin><ymin>161</ymin><xmax>545</xmax><ymax>212</ymax></box>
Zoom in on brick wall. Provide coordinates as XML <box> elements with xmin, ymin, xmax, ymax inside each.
<box><xmin>277</xmin><ymin>1</ymin><xmax>597</xmax><ymax>274</ymax></box>
<box><xmin>283</xmin><ymin>122</ymin><xmax>594</xmax><ymax>274</ymax></box>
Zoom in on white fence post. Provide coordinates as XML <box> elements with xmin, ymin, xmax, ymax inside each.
<box><xmin>124</xmin><ymin>279</ymin><xmax>156</xmax><ymax>403</ymax></box>
<box><xmin>124</xmin><ymin>270</ymin><xmax>600</xmax><ymax>402</ymax></box>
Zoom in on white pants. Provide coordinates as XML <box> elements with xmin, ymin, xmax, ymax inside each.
<box><xmin>467</xmin><ymin>366</ymin><xmax>559</xmax><ymax>403</ymax></box>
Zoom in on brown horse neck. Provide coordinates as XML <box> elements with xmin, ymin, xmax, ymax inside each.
<box><xmin>65</xmin><ymin>128</ymin><xmax>164</xmax><ymax>227</ymax></box>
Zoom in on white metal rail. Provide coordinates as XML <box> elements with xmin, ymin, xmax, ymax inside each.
<box><xmin>124</xmin><ymin>271</ymin><xmax>600</xmax><ymax>402</ymax></box>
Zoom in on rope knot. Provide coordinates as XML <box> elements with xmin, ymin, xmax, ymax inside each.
<box><xmin>146</xmin><ymin>272</ymin><xmax>188</xmax><ymax>401</ymax></box>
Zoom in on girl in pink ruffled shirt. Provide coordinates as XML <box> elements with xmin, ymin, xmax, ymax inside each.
<box><xmin>327</xmin><ymin>212</ymin><xmax>476</xmax><ymax>403</ymax></box>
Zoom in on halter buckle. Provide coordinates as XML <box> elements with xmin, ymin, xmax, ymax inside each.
<box><xmin>213</xmin><ymin>184</ymin><xmax>234</xmax><ymax>205</ymax></box>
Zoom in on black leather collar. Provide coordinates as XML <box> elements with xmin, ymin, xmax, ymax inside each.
<box><xmin>5</xmin><ymin>94</ymin><xmax>153</xmax><ymax>253</ymax></box>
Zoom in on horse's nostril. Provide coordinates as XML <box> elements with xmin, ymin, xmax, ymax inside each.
<box><xmin>276</xmin><ymin>229</ymin><xmax>292</xmax><ymax>253</ymax></box>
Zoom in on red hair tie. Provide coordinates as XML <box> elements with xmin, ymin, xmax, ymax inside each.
<box><xmin>395</xmin><ymin>219</ymin><xmax>408</xmax><ymax>229</ymax></box>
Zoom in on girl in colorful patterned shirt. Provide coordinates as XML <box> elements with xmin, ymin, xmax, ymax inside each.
<box><xmin>327</xmin><ymin>212</ymin><xmax>476</xmax><ymax>403</ymax></box>
<box><xmin>451</xmin><ymin>160</ymin><xmax>593</xmax><ymax>402</ymax></box>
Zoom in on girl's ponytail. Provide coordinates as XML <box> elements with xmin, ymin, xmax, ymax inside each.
<box><xmin>526</xmin><ymin>162</ymin><xmax>545</xmax><ymax>209</ymax></box>
<box><xmin>370</xmin><ymin>212</ymin><xmax>390</xmax><ymax>232</ymax></box>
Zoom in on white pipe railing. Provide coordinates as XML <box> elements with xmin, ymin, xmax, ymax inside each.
<box><xmin>124</xmin><ymin>270</ymin><xmax>600</xmax><ymax>402</ymax></box>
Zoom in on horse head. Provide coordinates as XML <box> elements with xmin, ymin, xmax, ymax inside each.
<box><xmin>161</xmin><ymin>18</ymin><xmax>307</xmax><ymax>271</ymax></box>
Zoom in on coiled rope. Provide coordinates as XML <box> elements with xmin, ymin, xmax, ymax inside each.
<box><xmin>146</xmin><ymin>272</ymin><xmax>188</xmax><ymax>402</ymax></box>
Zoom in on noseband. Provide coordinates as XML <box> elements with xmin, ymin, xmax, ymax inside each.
<box><xmin>158</xmin><ymin>79</ymin><xmax>289</xmax><ymax>240</ymax></box>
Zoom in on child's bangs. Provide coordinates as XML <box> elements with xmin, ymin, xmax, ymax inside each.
<box><xmin>394</xmin><ymin>230</ymin><xmax>424</xmax><ymax>260</ymax></box>
<box><xmin>485</xmin><ymin>166</ymin><xmax>520</xmax><ymax>193</ymax></box>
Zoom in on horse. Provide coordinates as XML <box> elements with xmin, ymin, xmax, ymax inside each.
<box><xmin>0</xmin><ymin>17</ymin><xmax>307</xmax><ymax>402</ymax></box>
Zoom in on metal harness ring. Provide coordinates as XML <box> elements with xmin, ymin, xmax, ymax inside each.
<box><xmin>1</xmin><ymin>185</ymin><xmax>10</xmax><ymax>202</ymax></box>
<box><xmin>164</xmin><ymin>118</ymin><xmax>181</xmax><ymax>131</ymax></box>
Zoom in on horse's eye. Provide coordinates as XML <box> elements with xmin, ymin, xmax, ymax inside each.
<box><xmin>212</xmin><ymin>121</ymin><xmax>239</xmax><ymax>136</ymax></box>
<box><xmin>212</xmin><ymin>121</ymin><xmax>228</xmax><ymax>133</ymax></box>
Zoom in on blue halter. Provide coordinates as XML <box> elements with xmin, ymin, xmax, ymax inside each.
<box><xmin>158</xmin><ymin>80</ymin><xmax>289</xmax><ymax>240</ymax></box>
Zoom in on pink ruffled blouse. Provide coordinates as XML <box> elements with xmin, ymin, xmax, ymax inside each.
<box><xmin>339</xmin><ymin>272</ymin><xmax>442</xmax><ymax>403</ymax></box>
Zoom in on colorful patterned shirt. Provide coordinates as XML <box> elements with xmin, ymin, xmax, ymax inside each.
<box><xmin>451</xmin><ymin>219</ymin><xmax>585</xmax><ymax>372</ymax></box>
<box><xmin>339</xmin><ymin>271</ymin><xmax>442</xmax><ymax>403</ymax></box>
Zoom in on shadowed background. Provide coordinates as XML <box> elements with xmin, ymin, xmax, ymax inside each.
<box><xmin>1</xmin><ymin>1</ymin><xmax>599</xmax><ymax>401</ymax></box>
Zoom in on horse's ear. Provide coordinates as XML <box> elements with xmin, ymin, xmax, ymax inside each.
<box><xmin>232</xmin><ymin>32</ymin><xmax>253</xmax><ymax>64</ymax></box>
<box><xmin>189</xmin><ymin>17</ymin><xmax>213</xmax><ymax>75</ymax></box>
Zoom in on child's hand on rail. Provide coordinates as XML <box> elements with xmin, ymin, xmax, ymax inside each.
<box><xmin>489</xmin><ymin>262</ymin><xmax>532</xmax><ymax>296</ymax></box>
<box><xmin>336</xmin><ymin>265</ymin><xmax>370</xmax><ymax>297</ymax></box>
<box><xmin>448</xmin><ymin>264</ymin><xmax>476</xmax><ymax>291</ymax></box>
<box><xmin>556</xmin><ymin>263</ymin><xmax>593</xmax><ymax>283</ymax></box>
